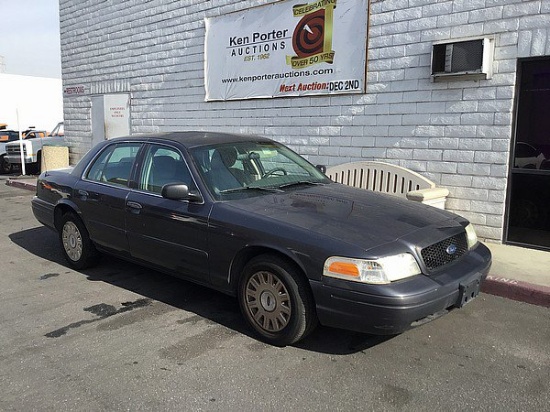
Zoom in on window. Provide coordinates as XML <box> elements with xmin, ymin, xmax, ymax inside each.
<box><xmin>86</xmin><ymin>143</ymin><xmax>141</xmax><ymax>187</ymax></box>
<box><xmin>190</xmin><ymin>141</ymin><xmax>329</xmax><ymax>199</ymax></box>
<box><xmin>139</xmin><ymin>145</ymin><xmax>194</xmax><ymax>194</ymax></box>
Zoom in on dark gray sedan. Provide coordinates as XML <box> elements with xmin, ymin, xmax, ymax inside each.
<box><xmin>32</xmin><ymin>132</ymin><xmax>491</xmax><ymax>345</ymax></box>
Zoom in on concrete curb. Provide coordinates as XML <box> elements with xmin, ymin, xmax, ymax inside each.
<box><xmin>5</xmin><ymin>178</ymin><xmax>37</xmax><ymax>192</ymax></box>
<box><xmin>482</xmin><ymin>275</ymin><xmax>550</xmax><ymax>308</ymax></box>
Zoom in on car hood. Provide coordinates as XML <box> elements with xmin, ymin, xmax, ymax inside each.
<box><xmin>222</xmin><ymin>183</ymin><xmax>459</xmax><ymax>249</ymax></box>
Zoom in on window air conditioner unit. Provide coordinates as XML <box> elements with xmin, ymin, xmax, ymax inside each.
<box><xmin>431</xmin><ymin>37</ymin><xmax>494</xmax><ymax>81</ymax></box>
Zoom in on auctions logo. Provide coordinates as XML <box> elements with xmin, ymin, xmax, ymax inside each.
<box><xmin>286</xmin><ymin>0</ymin><xmax>336</xmax><ymax>69</ymax></box>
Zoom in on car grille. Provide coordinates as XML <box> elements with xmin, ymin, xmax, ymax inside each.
<box><xmin>6</xmin><ymin>145</ymin><xmax>23</xmax><ymax>155</ymax></box>
<box><xmin>420</xmin><ymin>232</ymin><xmax>468</xmax><ymax>271</ymax></box>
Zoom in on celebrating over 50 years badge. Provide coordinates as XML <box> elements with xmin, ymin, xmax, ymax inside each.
<box><xmin>287</xmin><ymin>0</ymin><xmax>336</xmax><ymax>69</ymax></box>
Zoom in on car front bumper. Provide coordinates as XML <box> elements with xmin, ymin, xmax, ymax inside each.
<box><xmin>310</xmin><ymin>243</ymin><xmax>492</xmax><ymax>335</ymax></box>
<box><xmin>5</xmin><ymin>154</ymin><xmax>34</xmax><ymax>164</ymax></box>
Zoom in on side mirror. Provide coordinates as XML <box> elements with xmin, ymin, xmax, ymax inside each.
<box><xmin>161</xmin><ymin>183</ymin><xmax>202</xmax><ymax>202</ymax></box>
<box><xmin>316</xmin><ymin>164</ymin><xmax>327</xmax><ymax>173</ymax></box>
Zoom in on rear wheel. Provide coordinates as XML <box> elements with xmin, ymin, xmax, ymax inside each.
<box><xmin>27</xmin><ymin>152</ymin><xmax>41</xmax><ymax>175</ymax></box>
<box><xmin>238</xmin><ymin>255</ymin><xmax>317</xmax><ymax>346</ymax></box>
<box><xmin>59</xmin><ymin>212</ymin><xmax>100</xmax><ymax>269</ymax></box>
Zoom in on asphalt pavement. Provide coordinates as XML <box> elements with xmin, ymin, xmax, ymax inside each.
<box><xmin>0</xmin><ymin>179</ymin><xmax>549</xmax><ymax>410</ymax></box>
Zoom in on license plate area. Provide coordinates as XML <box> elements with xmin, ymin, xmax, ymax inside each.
<box><xmin>457</xmin><ymin>277</ymin><xmax>481</xmax><ymax>307</ymax></box>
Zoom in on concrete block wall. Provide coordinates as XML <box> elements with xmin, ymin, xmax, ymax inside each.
<box><xmin>59</xmin><ymin>0</ymin><xmax>550</xmax><ymax>241</ymax></box>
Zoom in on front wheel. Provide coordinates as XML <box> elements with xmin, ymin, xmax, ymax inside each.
<box><xmin>238</xmin><ymin>255</ymin><xmax>317</xmax><ymax>346</ymax></box>
<box><xmin>0</xmin><ymin>155</ymin><xmax>12</xmax><ymax>174</ymax></box>
<box><xmin>59</xmin><ymin>212</ymin><xmax>100</xmax><ymax>269</ymax></box>
<box><xmin>27</xmin><ymin>157</ymin><xmax>41</xmax><ymax>175</ymax></box>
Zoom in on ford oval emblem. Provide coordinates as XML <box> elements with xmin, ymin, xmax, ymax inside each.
<box><xmin>446</xmin><ymin>244</ymin><xmax>458</xmax><ymax>255</ymax></box>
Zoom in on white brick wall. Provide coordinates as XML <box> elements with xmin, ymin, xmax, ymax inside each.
<box><xmin>59</xmin><ymin>0</ymin><xmax>550</xmax><ymax>241</ymax></box>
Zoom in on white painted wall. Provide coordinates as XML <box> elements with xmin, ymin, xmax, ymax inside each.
<box><xmin>0</xmin><ymin>74</ymin><xmax>63</xmax><ymax>132</ymax></box>
<box><xmin>58</xmin><ymin>0</ymin><xmax>550</xmax><ymax>241</ymax></box>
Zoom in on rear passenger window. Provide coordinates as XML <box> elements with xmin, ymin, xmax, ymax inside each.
<box><xmin>86</xmin><ymin>143</ymin><xmax>141</xmax><ymax>187</ymax></box>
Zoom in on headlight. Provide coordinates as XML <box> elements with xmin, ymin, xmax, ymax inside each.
<box><xmin>323</xmin><ymin>254</ymin><xmax>421</xmax><ymax>285</ymax></box>
<box><xmin>465</xmin><ymin>223</ymin><xmax>478</xmax><ymax>250</ymax></box>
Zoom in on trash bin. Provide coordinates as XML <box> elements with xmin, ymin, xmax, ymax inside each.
<box><xmin>41</xmin><ymin>144</ymin><xmax>69</xmax><ymax>172</ymax></box>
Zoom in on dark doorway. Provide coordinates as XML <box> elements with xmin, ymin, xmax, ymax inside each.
<box><xmin>506</xmin><ymin>58</ymin><xmax>550</xmax><ymax>250</ymax></box>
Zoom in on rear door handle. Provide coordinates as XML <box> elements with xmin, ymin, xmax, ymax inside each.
<box><xmin>78</xmin><ymin>189</ymin><xmax>89</xmax><ymax>197</ymax></box>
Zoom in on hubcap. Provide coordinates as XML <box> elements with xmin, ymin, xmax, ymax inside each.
<box><xmin>62</xmin><ymin>221</ymin><xmax>83</xmax><ymax>262</ymax></box>
<box><xmin>260</xmin><ymin>290</ymin><xmax>277</xmax><ymax>312</ymax></box>
<box><xmin>245</xmin><ymin>270</ymin><xmax>291</xmax><ymax>333</ymax></box>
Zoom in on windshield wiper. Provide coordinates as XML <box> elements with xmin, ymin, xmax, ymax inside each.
<box><xmin>278</xmin><ymin>181</ymin><xmax>324</xmax><ymax>189</ymax></box>
<box><xmin>220</xmin><ymin>186</ymin><xmax>283</xmax><ymax>194</ymax></box>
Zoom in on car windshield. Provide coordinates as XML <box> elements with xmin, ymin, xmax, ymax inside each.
<box><xmin>190</xmin><ymin>140</ymin><xmax>330</xmax><ymax>200</ymax></box>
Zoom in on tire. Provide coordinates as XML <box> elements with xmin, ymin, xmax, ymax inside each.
<box><xmin>238</xmin><ymin>254</ymin><xmax>317</xmax><ymax>346</ymax></box>
<box><xmin>0</xmin><ymin>155</ymin><xmax>12</xmax><ymax>174</ymax></box>
<box><xmin>27</xmin><ymin>153</ymin><xmax>41</xmax><ymax>175</ymax></box>
<box><xmin>59</xmin><ymin>212</ymin><xmax>100</xmax><ymax>269</ymax></box>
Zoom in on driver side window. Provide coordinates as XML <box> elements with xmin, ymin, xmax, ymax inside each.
<box><xmin>139</xmin><ymin>145</ymin><xmax>194</xmax><ymax>194</ymax></box>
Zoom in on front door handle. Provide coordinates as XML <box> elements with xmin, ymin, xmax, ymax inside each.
<box><xmin>127</xmin><ymin>201</ymin><xmax>142</xmax><ymax>211</ymax></box>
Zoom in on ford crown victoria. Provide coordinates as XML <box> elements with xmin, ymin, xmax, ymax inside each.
<box><xmin>32</xmin><ymin>132</ymin><xmax>491</xmax><ymax>345</ymax></box>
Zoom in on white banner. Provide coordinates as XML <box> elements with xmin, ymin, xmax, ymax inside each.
<box><xmin>205</xmin><ymin>0</ymin><xmax>368</xmax><ymax>101</ymax></box>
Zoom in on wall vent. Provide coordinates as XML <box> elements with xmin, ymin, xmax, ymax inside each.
<box><xmin>431</xmin><ymin>38</ymin><xmax>494</xmax><ymax>81</ymax></box>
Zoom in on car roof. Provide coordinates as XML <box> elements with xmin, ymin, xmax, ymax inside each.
<box><xmin>109</xmin><ymin>131</ymin><xmax>275</xmax><ymax>149</ymax></box>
